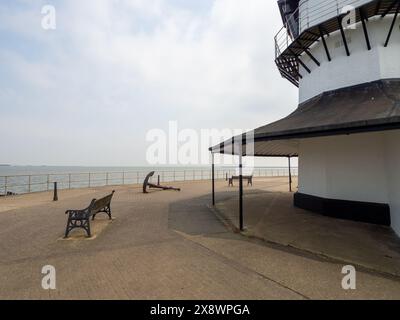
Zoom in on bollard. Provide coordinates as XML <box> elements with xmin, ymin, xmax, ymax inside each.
<box><xmin>53</xmin><ymin>182</ymin><xmax>58</xmax><ymax>201</ymax></box>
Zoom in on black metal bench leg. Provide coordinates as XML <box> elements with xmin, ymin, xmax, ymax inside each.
<box><xmin>85</xmin><ymin>219</ymin><xmax>91</xmax><ymax>237</ymax></box>
<box><xmin>64</xmin><ymin>218</ymin><xmax>73</xmax><ymax>238</ymax></box>
<box><xmin>107</xmin><ymin>206</ymin><xmax>112</xmax><ymax>220</ymax></box>
<box><xmin>65</xmin><ymin>224</ymin><xmax>71</xmax><ymax>238</ymax></box>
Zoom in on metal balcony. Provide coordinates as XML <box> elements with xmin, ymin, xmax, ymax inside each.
<box><xmin>274</xmin><ymin>0</ymin><xmax>400</xmax><ymax>87</ymax></box>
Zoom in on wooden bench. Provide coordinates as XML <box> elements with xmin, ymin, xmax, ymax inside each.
<box><xmin>228</xmin><ymin>176</ymin><xmax>253</xmax><ymax>187</ymax></box>
<box><xmin>64</xmin><ymin>190</ymin><xmax>115</xmax><ymax>238</ymax></box>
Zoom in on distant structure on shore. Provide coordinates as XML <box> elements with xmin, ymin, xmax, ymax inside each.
<box><xmin>211</xmin><ymin>0</ymin><xmax>400</xmax><ymax>236</ymax></box>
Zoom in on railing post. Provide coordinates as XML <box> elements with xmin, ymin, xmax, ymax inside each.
<box><xmin>106</xmin><ymin>172</ymin><xmax>109</xmax><ymax>186</ymax></box>
<box><xmin>89</xmin><ymin>173</ymin><xmax>91</xmax><ymax>187</ymax></box>
<box><xmin>4</xmin><ymin>176</ymin><xmax>7</xmax><ymax>195</ymax></box>
<box><xmin>53</xmin><ymin>182</ymin><xmax>58</xmax><ymax>201</ymax></box>
<box><xmin>28</xmin><ymin>175</ymin><xmax>31</xmax><ymax>193</ymax></box>
<box><xmin>239</xmin><ymin>153</ymin><xmax>244</xmax><ymax>231</ymax></box>
<box><xmin>212</xmin><ymin>153</ymin><xmax>215</xmax><ymax>206</ymax></box>
<box><xmin>137</xmin><ymin>172</ymin><xmax>139</xmax><ymax>184</ymax></box>
<box><xmin>68</xmin><ymin>174</ymin><xmax>71</xmax><ymax>189</ymax></box>
<box><xmin>288</xmin><ymin>157</ymin><xmax>293</xmax><ymax>192</ymax></box>
<box><xmin>122</xmin><ymin>172</ymin><xmax>125</xmax><ymax>185</ymax></box>
<box><xmin>47</xmin><ymin>174</ymin><xmax>50</xmax><ymax>191</ymax></box>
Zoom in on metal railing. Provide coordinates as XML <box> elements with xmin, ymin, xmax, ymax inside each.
<box><xmin>0</xmin><ymin>167</ymin><xmax>298</xmax><ymax>196</ymax></box>
<box><xmin>275</xmin><ymin>0</ymin><xmax>369</xmax><ymax>58</ymax></box>
<box><xmin>275</xmin><ymin>6</ymin><xmax>300</xmax><ymax>59</ymax></box>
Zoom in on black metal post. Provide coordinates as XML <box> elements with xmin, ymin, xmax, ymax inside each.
<box><xmin>289</xmin><ymin>49</ymin><xmax>311</xmax><ymax>74</ymax></box>
<box><xmin>53</xmin><ymin>182</ymin><xmax>58</xmax><ymax>201</ymax></box>
<box><xmin>319</xmin><ymin>26</ymin><xmax>331</xmax><ymax>61</ymax></box>
<box><xmin>384</xmin><ymin>2</ymin><xmax>400</xmax><ymax>47</ymax></box>
<box><xmin>212</xmin><ymin>153</ymin><xmax>215</xmax><ymax>206</ymax></box>
<box><xmin>239</xmin><ymin>153</ymin><xmax>244</xmax><ymax>231</ymax></box>
<box><xmin>303</xmin><ymin>48</ymin><xmax>320</xmax><ymax>66</ymax></box>
<box><xmin>360</xmin><ymin>8</ymin><xmax>371</xmax><ymax>50</ymax></box>
<box><xmin>288</xmin><ymin>156</ymin><xmax>292</xmax><ymax>192</ymax></box>
<box><xmin>157</xmin><ymin>175</ymin><xmax>160</xmax><ymax>186</ymax></box>
<box><xmin>338</xmin><ymin>16</ymin><xmax>350</xmax><ymax>56</ymax></box>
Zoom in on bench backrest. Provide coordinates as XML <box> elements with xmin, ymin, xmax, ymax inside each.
<box><xmin>232</xmin><ymin>175</ymin><xmax>252</xmax><ymax>180</ymax></box>
<box><xmin>90</xmin><ymin>191</ymin><xmax>115</xmax><ymax>213</ymax></box>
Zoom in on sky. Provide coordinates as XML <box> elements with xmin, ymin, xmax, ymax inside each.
<box><xmin>0</xmin><ymin>0</ymin><xmax>298</xmax><ymax>167</ymax></box>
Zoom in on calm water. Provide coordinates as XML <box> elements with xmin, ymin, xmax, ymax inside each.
<box><xmin>0</xmin><ymin>166</ymin><xmax>211</xmax><ymax>176</ymax></box>
<box><xmin>0</xmin><ymin>166</ymin><xmax>296</xmax><ymax>195</ymax></box>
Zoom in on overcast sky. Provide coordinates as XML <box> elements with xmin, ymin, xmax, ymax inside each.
<box><xmin>0</xmin><ymin>0</ymin><xmax>298</xmax><ymax>166</ymax></box>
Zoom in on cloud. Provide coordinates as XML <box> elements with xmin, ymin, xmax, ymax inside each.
<box><xmin>0</xmin><ymin>0</ymin><xmax>297</xmax><ymax>166</ymax></box>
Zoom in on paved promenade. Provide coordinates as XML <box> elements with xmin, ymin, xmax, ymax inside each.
<box><xmin>0</xmin><ymin>178</ymin><xmax>400</xmax><ymax>299</ymax></box>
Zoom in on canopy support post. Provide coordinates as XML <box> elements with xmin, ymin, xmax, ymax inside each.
<box><xmin>211</xmin><ymin>152</ymin><xmax>215</xmax><ymax>206</ymax></box>
<box><xmin>288</xmin><ymin>156</ymin><xmax>292</xmax><ymax>192</ymax></box>
<box><xmin>239</xmin><ymin>152</ymin><xmax>244</xmax><ymax>231</ymax></box>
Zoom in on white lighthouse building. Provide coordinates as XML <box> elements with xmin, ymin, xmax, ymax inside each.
<box><xmin>211</xmin><ymin>0</ymin><xmax>400</xmax><ymax>235</ymax></box>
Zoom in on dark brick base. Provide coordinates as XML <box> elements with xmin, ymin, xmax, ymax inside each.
<box><xmin>294</xmin><ymin>192</ymin><xmax>391</xmax><ymax>226</ymax></box>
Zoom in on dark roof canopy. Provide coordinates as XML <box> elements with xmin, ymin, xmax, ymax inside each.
<box><xmin>210</xmin><ymin>79</ymin><xmax>400</xmax><ymax>156</ymax></box>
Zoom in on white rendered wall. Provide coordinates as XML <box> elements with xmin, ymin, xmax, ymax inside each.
<box><xmin>298</xmin><ymin>15</ymin><xmax>400</xmax><ymax>103</ymax></box>
<box><xmin>298</xmin><ymin>130</ymin><xmax>400</xmax><ymax>235</ymax></box>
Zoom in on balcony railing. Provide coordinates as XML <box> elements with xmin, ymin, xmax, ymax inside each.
<box><xmin>275</xmin><ymin>0</ymin><xmax>368</xmax><ymax>59</ymax></box>
<box><xmin>275</xmin><ymin>7</ymin><xmax>299</xmax><ymax>59</ymax></box>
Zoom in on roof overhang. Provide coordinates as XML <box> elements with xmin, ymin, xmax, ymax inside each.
<box><xmin>210</xmin><ymin>79</ymin><xmax>400</xmax><ymax>157</ymax></box>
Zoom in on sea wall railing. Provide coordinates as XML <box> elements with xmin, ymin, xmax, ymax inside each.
<box><xmin>0</xmin><ymin>167</ymin><xmax>298</xmax><ymax>196</ymax></box>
